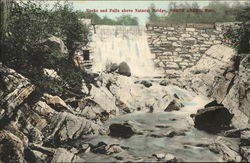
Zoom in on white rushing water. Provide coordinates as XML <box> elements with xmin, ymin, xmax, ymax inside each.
<box><xmin>90</xmin><ymin>25</ymin><xmax>162</xmax><ymax>77</ymax></box>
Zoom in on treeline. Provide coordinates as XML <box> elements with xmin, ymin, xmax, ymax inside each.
<box><xmin>76</xmin><ymin>12</ymin><xmax>138</xmax><ymax>25</ymax></box>
<box><xmin>148</xmin><ymin>2</ymin><xmax>250</xmax><ymax>24</ymax></box>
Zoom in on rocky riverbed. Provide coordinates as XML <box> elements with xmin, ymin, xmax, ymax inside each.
<box><xmin>0</xmin><ymin>44</ymin><xmax>249</xmax><ymax>162</ymax></box>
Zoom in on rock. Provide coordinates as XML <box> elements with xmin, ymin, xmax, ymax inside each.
<box><xmin>237</xmin><ymin>56</ymin><xmax>250</xmax><ymax>118</ymax></box>
<box><xmin>208</xmin><ymin>136</ymin><xmax>242</xmax><ymax>162</ymax></box>
<box><xmin>204</xmin><ymin>100</ymin><xmax>224</xmax><ymax>108</ymax></box>
<box><xmin>90</xmin><ymin>142</ymin><xmax>107</xmax><ymax>154</ymax></box>
<box><xmin>79</xmin><ymin>144</ymin><xmax>90</xmax><ymax>153</ymax></box>
<box><xmin>81</xmin><ymin>80</ymin><xmax>89</xmax><ymax>95</ymax></box>
<box><xmin>43</xmin><ymin>68</ymin><xmax>61</xmax><ymax>80</ymax></box>
<box><xmin>193</xmin><ymin>106</ymin><xmax>234</xmax><ymax>133</ymax></box>
<box><xmin>155</xmin><ymin>124</ymin><xmax>170</xmax><ymax>128</ymax></box>
<box><xmin>106</xmin><ymin>144</ymin><xmax>123</xmax><ymax>155</ymax></box>
<box><xmin>152</xmin><ymin>153</ymin><xmax>165</xmax><ymax>160</ymax></box>
<box><xmin>78</xmin><ymin>98</ymin><xmax>107</xmax><ymax>120</ymax></box>
<box><xmin>152</xmin><ymin>153</ymin><xmax>177</xmax><ymax>162</ymax></box>
<box><xmin>0</xmin><ymin>65</ymin><xmax>35</xmax><ymax>120</ymax></box>
<box><xmin>51</xmin><ymin>148</ymin><xmax>79</xmax><ymax>162</ymax></box>
<box><xmin>0</xmin><ymin>130</ymin><xmax>26</xmax><ymax>163</ymax></box>
<box><xmin>109</xmin><ymin>123</ymin><xmax>135</xmax><ymax>138</ymax></box>
<box><xmin>118</xmin><ymin>62</ymin><xmax>131</xmax><ymax>77</ymax></box>
<box><xmin>89</xmin><ymin>84</ymin><xmax>118</xmax><ymax>115</ymax></box>
<box><xmin>19</xmin><ymin>104</ymin><xmax>48</xmax><ymax>131</ymax></box>
<box><xmin>140</xmin><ymin>80</ymin><xmax>152</xmax><ymax>88</ymax></box>
<box><xmin>240</xmin><ymin>146</ymin><xmax>250</xmax><ymax>162</ymax></box>
<box><xmin>106</xmin><ymin>63</ymin><xmax>119</xmax><ymax>73</ymax></box>
<box><xmin>43</xmin><ymin>112</ymin><xmax>103</xmax><ymax>145</ymax></box>
<box><xmin>224</xmin><ymin>129</ymin><xmax>242</xmax><ymax>138</ymax></box>
<box><xmin>150</xmin><ymin>129</ymin><xmax>177</xmax><ymax>138</ymax></box>
<box><xmin>43</xmin><ymin>93</ymin><xmax>73</xmax><ymax>113</ymax></box>
<box><xmin>115</xmin><ymin>99</ymin><xmax>132</xmax><ymax>114</ymax></box>
<box><xmin>164</xmin><ymin>153</ymin><xmax>177</xmax><ymax>162</ymax></box>
<box><xmin>99</xmin><ymin>73</ymin><xmax>172</xmax><ymax>113</ymax></box>
<box><xmin>32</xmin><ymin>101</ymin><xmax>55</xmax><ymax>118</ymax></box>
<box><xmin>241</xmin><ymin>130</ymin><xmax>250</xmax><ymax>146</ymax></box>
<box><xmin>40</xmin><ymin>36</ymin><xmax>68</xmax><ymax>56</ymax></box>
<box><xmin>159</xmin><ymin>80</ymin><xmax>168</xmax><ymax>86</ymax></box>
<box><xmin>225</xmin><ymin>72</ymin><xmax>235</xmax><ymax>80</ymax></box>
<box><xmin>180</xmin><ymin>45</ymin><xmax>249</xmax><ymax>129</ymax></box>
<box><xmin>164</xmin><ymin>100</ymin><xmax>183</xmax><ymax>112</ymax></box>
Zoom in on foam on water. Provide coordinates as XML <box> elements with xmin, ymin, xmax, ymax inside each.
<box><xmin>91</xmin><ymin>25</ymin><xmax>162</xmax><ymax>77</ymax></box>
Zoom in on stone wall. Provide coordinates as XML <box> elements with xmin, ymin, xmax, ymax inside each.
<box><xmin>146</xmin><ymin>23</ymin><xmax>234</xmax><ymax>71</ymax></box>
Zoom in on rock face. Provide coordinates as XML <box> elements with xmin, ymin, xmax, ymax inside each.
<box><xmin>118</xmin><ymin>62</ymin><xmax>131</xmax><ymax>77</ymax></box>
<box><xmin>178</xmin><ymin>45</ymin><xmax>249</xmax><ymax>128</ymax></box>
<box><xmin>0</xmin><ymin>64</ymin><xmax>105</xmax><ymax>162</ymax></box>
<box><xmin>0</xmin><ymin>64</ymin><xmax>35</xmax><ymax>121</ymax></box>
<box><xmin>193</xmin><ymin>106</ymin><xmax>234</xmax><ymax>133</ymax></box>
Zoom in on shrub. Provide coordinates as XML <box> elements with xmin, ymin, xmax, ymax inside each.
<box><xmin>2</xmin><ymin>0</ymin><xmax>93</xmax><ymax>99</ymax></box>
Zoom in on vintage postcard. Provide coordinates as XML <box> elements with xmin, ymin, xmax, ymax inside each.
<box><xmin>0</xmin><ymin>0</ymin><xmax>250</xmax><ymax>162</ymax></box>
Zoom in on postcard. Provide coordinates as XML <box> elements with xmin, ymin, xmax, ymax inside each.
<box><xmin>0</xmin><ymin>0</ymin><xmax>250</xmax><ymax>162</ymax></box>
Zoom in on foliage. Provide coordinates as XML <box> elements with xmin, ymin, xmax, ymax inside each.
<box><xmin>147</xmin><ymin>2</ymin><xmax>250</xmax><ymax>24</ymax></box>
<box><xmin>76</xmin><ymin>12</ymin><xmax>138</xmax><ymax>25</ymax></box>
<box><xmin>148</xmin><ymin>4</ymin><xmax>161</xmax><ymax>23</ymax></box>
<box><xmin>1</xmin><ymin>0</ymin><xmax>93</xmax><ymax>98</ymax></box>
<box><xmin>49</xmin><ymin>3</ymin><xmax>89</xmax><ymax>61</ymax></box>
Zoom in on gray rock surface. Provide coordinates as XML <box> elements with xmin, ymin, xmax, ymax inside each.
<box><xmin>118</xmin><ymin>62</ymin><xmax>131</xmax><ymax>77</ymax></box>
<box><xmin>209</xmin><ymin>136</ymin><xmax>242</xmax><ymax>162</ymax></box>
<box><xmin>40</xmin><ymin>36</ymin><xmax>68</xmax><ymax>57</ymax></box>
<box><xmin>0</xmin><ymin>65</ymin><xmax>35</xmax><ymax>120</ymax></box>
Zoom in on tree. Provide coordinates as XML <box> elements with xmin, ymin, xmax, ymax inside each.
<box><xmin>116</xmin><ymin>15</ymin><xmax>138</xmax><ymax>25</ymax></box>
<box><xmin>148</xmin><ymin>3</ymin><xmax>159</xmax><ymax>23</ymax></box>
<box><xmin>50</xmin><ymin>4</ymin><xmax>89</xmax><ymax>63</ymax></box>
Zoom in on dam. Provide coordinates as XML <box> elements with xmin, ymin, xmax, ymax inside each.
<box><xmin>89</xmin><ymin>25</ymin><xmax>164</xmax><ymax>77</ymax></box>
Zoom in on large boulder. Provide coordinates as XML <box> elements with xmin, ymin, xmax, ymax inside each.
<box><xmin>193</xmin><ymin>106</ymin><xmax>234</xmax><ymax>133</ymax></box>
<box><xmin>109</xmin><ymin>123</ymin><xmax>135</xmax><ymax>138</ymax></box>
<box><xmin>118</xmin><ymin>62</ymin><xmax>131</xmax><ymax>77</ymax></box>
<box><xmin>40</xmin><ymin>36</ymin><xmax>68</xmax><ymax>57</ymax></box>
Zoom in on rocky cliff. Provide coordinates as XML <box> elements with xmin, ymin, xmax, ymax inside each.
<box><xmin>171</xmin><ymin>45</ymin><xmax>250</xmax><ymax>129</ymax></box>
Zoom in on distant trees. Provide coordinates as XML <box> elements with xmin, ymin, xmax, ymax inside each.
<box><xmin>147</xmin><ymin>2</ymin><xmax>250</xmax><ymax>24</ymax></box>
<box><xmin>77</xmin><ymin>12</ymin><xmax>138</xmax><ymax>25</ymax></box>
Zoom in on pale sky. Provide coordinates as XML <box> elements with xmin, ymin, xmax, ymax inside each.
<box><xmin>45</xmin><ymin>1</ymin><xmax>247</xmax><ymax>25</ymax></box>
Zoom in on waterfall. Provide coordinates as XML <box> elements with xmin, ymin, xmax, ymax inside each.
<box><xmin>90</xmin><ymin>25</ymin><xmax>162</xmax><ymax>77</ymax></box>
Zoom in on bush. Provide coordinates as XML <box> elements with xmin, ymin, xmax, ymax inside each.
<box><xmin>2</xmin><ymin>0</ymin><xmax>93</xmax><ymax>99</ymax></box>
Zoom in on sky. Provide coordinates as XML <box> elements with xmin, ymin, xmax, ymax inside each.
<box><xmin>45</xmin><ymin>1</ymin><xmax>247</xmax><ymax>25</ymax></box>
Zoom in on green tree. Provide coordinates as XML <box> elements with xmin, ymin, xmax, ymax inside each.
<box><xmin>148</xmin><ymin>3</ymin><xmax>160</xmax><ymax>23</ymax></box>
<box><xmin>116</xmin><ymin>15</ymin><xmax>138</xmax><ymax>25</ymax></box>
<box><xmin>50</xmin><ymin>4</ymin><xmax>89</xmax><ymax>63</ymax></box>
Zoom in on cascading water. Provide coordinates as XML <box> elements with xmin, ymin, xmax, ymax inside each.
<box><xmin>90</xmin><ymin>25</ymin><xmax>163</xmax><ymax>77</ymax></box>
